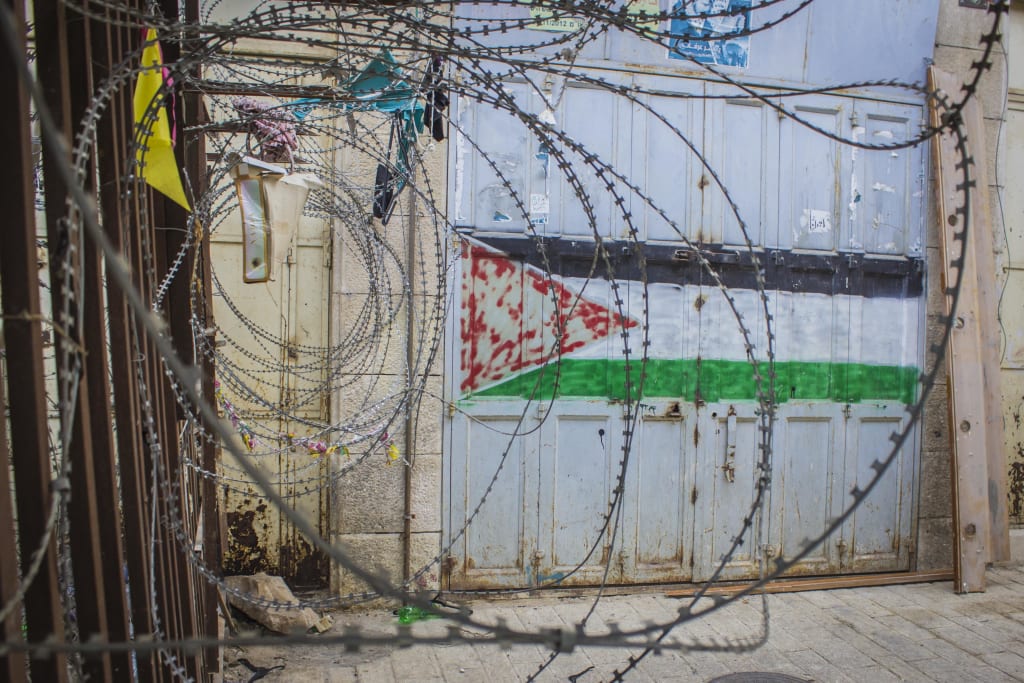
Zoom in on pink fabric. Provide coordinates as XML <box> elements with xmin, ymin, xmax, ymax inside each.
<box><xmin>232</xmin><ymin>97</ymin><xmax>299</xmax><ymax>163</ymax></box>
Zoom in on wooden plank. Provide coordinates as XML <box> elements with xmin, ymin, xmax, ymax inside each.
<box><xmin>664</xmin><ymin>570</ymin><xmax>955</xmax><ymax>598</ymax></box>
<box><xmin>928</xmin><ymin>66</ymin><xmax>994</xmax><ymax>593</ymax></box>
<box><xmin>960</xmin><ymin>86</ymin><xmax>1011</xmax><ymax>564</ymax></box>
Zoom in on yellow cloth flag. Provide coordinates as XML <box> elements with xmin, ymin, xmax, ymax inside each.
<box><xmin>133</xmin><ymin>29</ymin><xmax>190</xmax><ymax>210</ymax></box>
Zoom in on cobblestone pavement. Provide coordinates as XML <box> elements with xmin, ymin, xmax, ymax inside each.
<box><xmin>223</xmin><ymin>564</ymin><xmax>1024</xmax><ymax>682</ymax></box>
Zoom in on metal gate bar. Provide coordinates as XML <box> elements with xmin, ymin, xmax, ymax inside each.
<box><xmin>0</xmin><ymin>0</ymin><xmax>219</xmax><ymax>678</ymax></box>
<box><xmin>0</xmin><ymin>0</ymin><xmax>70</xmax><ymax>679</ymax></box>
<box><xmin>0</xmin><ymin>362</ymin><xmax>28</xmax><ymax>682</ymax></box>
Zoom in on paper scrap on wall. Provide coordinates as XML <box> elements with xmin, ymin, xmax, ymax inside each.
<box><xmin>528</xmin><ymin>0</ymin><xmax>584</xmax><ymax>32</ymax></box>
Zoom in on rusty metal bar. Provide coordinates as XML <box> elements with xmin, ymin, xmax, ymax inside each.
<box><xmin>2</xmin><ymin>2</ymin><xmax>216</xmax><ymax>677</ymax></box>
<box><xmin>99</xmin><ymin>27</ymin><xmax>160</xmax><ymax>682</ymax></box>
<box><xmin>148</xmin><ymin>13</ymin><xmax>190</xmax><ymax>672</ymax></box>
<box><xmin>0</xmin><ymin>1</ymin><xmax>69</xmax><ymax>679</ymax></box>
<box><xmin>97</xmin><ymin>7</ymin><xmax>161</xmax><ymax>679</ymax></box>
<box><xmin>139</xmin><ymin>161</ymin><xmax>179</xmax><ymax>683</ymax></box>
<box><xmin>34</xmin><ymin>0</ymin><xmax>114</xmax><ymax>677</ymax></box>
<box><xmin>663</xmin><ymin>570</ymin><xmax>955</xmax><ymax>598</ymax></box>
<box><xmin>74</xmin><ymin>0</ymin><xmax>135</xmax><ymax>676</ymax></box>
<box><xmin>0</xmin><ymin>361</ymin><xmax>28</xmax><ymax>683</ymax></box>
<box><xmin>154</xmin><ymin>3</ymin><xmax>213</xmax><ymax>672</ymax></box>
<box><xmin>151</xmin><ymin>217</ymin><xmax>189</xmax><ymax>678</ymax></box>
<box><xmin>197</xmin><ymin>199</ymin><xmax>224</xmax><ymax>675</ymax></box>
<box><xmin>184</xmin><ymin>0</ymin><xmax>223</xmax><ymax>669</ymax></box>
<box><xmin>152</xmin><ymin>221</ymin><xmax>202</xmax><ymax>680</ymax></box>
<box><xmin>184</xmin><ymin>80</ymin><xmax>334</xmax><ymax>98</ymax></box>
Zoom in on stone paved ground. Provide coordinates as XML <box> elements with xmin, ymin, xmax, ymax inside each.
<box><xmin>223</xmin><ymin>563</ymin><xmax>1024</xmax><ymax>682</ymax></box>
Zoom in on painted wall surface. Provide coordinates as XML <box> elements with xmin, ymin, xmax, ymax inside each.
<box><xmin>444</xmin><ymin>1</ymin><xmax>937</xmax><ymax>587</ymax></box>
<box><xmin>455</xmin><ymin>0</ymin><xmax>939</xmax><ymax>91</ymax></box>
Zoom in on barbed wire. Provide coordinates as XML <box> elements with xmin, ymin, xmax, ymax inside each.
<box><xmin>0</xmin><ymin>0</ymin><xmax>1004</xmax><ymax>679</ymax></box>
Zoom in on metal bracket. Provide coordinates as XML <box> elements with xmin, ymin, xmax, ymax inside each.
<box><xmin>722</xmin><ymin>410</ymin><xmax>737</xmax><ymax>483</ymax></box>
<box><xmin>442</xmin><ymin>555</ymin><xmax>458</xmax><ymax>579</ymax></box>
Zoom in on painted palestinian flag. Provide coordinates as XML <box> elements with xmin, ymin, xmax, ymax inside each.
<box><xmin>458</xmin><ymin>236</ymin><xmax>922</xmax><ymax>404</ymax></box>
<box><xmin>459</xmin><ymin>237</ymin><xmax>639</xmax><ymax>394</ymax></box>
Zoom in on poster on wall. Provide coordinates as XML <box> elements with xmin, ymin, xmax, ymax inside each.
<box><xmin>528</xmin><ymin>0</ymin><xmax>585</xmax><ymax>32</ymax></box>
<box><xmin>627</xmin><ymin>0</ymin><xmax>662</xmax><ymax>32</ymax></box>
<box><xmin>668</xmin><ymin>0</ymin><xmax>751</xmax><ymax>68</ymax></box>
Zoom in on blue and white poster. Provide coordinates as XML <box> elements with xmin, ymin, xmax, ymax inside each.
<box><xmin>668</xmin><ymin>0</ymin><xmax>751</xmax><ymax>68</ymax></box>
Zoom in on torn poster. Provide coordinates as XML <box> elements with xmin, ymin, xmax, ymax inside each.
<box><xmin>668</xmin><ymin>0</ymin><xmax>751</xmax><ymax>68</ymax></box>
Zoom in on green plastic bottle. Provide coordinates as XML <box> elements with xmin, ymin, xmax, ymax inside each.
<box><xmin>396</xmin><ymin>605</ymin><xmax>439</xmax><ymax>624</ymax></box>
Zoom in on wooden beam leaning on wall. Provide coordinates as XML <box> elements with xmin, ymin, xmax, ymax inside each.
<box><xmin>928</xmin><ymin>66</ymin><xmax>1011</xmax><ymax>593</ymax></box>
<box><xmin>961</xmin><ymin>74</ymin><xmax>1013</xmax><ymax>566</ymax></box>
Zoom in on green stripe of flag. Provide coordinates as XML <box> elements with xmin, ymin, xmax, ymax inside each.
<box><xmin>467</xmin><ymin>359</ymin><xmax>919</xmax><ymax>404</ymax></box>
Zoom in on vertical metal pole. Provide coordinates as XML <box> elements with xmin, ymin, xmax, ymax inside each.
<box><xmin>403</xmin><ymin>150</ymin><xmax>418</xmax><ymax>588</ymax></box>
<box><xmin>151</xmin><ymin>210</ymin><xmax>202</xmax><ymax>680</ymax></box>
<box><xmin>0</xmin><ymin>0</ymin><xmax>69</xmax><ymax>678</ymax></box>
<box><xmin>150</xmin><ymin>14</ymin><xmax>200</xmax><ymax>677</ymax></box>
<box><xmin>0</xmin><ymin>363</ymin><xmax>28</xmax><ymax>683</ymax></box>
<box><xmin>183</xmin><ymin>0</ymin><xmax>222</xmax><ymax>671</ymax></box>
<box><xmin>77</xmin><ymin>1</ymin><xmax>134</xmax><ymax>674</ymax></box>
<box><xmin>33</xmin><ymin>0</ymin><xmax>120</xmax><ymax>677</ymax></box>
<box><xmin>99</xmin><ymin>7</ymin><xmax>158</xmax><ymax>679</ymax></box>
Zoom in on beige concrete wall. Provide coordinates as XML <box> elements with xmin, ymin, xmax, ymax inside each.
<box><xmin>200</xmin><ymin>0</ymin><xmax>452</xmax><ymax>598</ymax></box>
<box><xmin>329</xmin><ymin>134</ymin><xmax>450</xmax><ymax>598</ymax></box>
<box><xmin>1002</xmin><ymin>5</ymin><xmax>1024</xmax><ymax>527</ymax></box>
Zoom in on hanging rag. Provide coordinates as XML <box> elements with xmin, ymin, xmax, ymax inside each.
<box><xmin>232</xmin><ymin>97</ymin><xmax>299</xmax><ymax>164</ymax></box>
<box><xmin>421</xmin><ymin>54</ymin><xmax>449</xmax><ymax>142</ymax></box>
<box><xmin>290</xmin><ymin>49</ymin><xmax>425</xmax><ymax>225</ymax></box>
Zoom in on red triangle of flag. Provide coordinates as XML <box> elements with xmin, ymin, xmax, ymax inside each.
<box><xmin>459</xmin><ymin>238</ymin><xmax>638</xmax><ymax>395</ymax></box>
